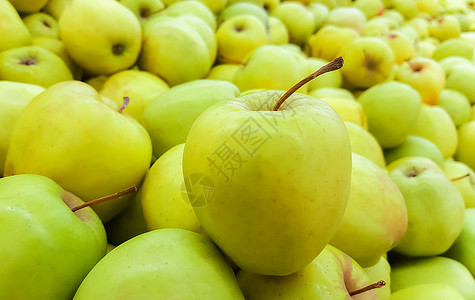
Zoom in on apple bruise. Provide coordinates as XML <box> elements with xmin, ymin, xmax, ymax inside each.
<box><xmin>112</xmin><ymin>44</ymin><xmax>125</xmax><ymax>56</ymax></box>
<box><xmin>406</xmin><ymin>166</ymin><xmax>426</xmax><ymax>178</ymax></box>
<box><xmin>19</xmin><ymin>57</ymin><xmax>38</xmax><ymax>66</ymax></box>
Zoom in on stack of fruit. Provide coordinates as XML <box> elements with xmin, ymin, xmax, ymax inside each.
<box><xmin>1</xmin><ymin>0</ymin><xmax>475</xmax><ymax>298</ymax></box>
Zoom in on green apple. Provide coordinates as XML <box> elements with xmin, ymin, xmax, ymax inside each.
<box><xmin>406</xmin><ymin>17</ymin><xmax>429</xmax><ymax>38</ymax></box>
<box><xmin>455</xmin><ymin>121</ymin><xmax>475</xmax><ymax>170</ymax></box>
<box><xmin>391</xmin><ymin>284</ymin><xmax>466</xmax><ymax>300</ymax></box>
<box><xmin>353</xmin><ymin>0</ymin><xmax>384</xmax><ymax>19</ymax></box>
<box><xmin>357</xmin><ymin>81</ymin><xmax>422</xmax><ymax>148</ymax></box>
<box><xmin>414</xmin><ymin>40</ymin><xmax>437</xmax><ymax>58</ymax></box>
<box><xmin>59</xmin><ymin>0</ymin><xmax>142</xmax><ymax>75</ymax></box>
<box><xmin>0</xmin><ymin>46</ymin><xmax>73</xmax><ymax>87</ymax></box>
<box><xmin>308</xmin><ymin>86</ymin><xmax>355</xmax><ymax>101</ymax></box>
<box><xmin>364</xmin><ymin>255</ymin><xmax>391</xmax><ymax>300</ymax></box>
<box><xmin>196</xmin><ymin>0</ymin><xmax>227</xmax><ymax>14</ymax></box>
<box><xmin>138</xmin><ymin>16</ymin><xmax>213</xmax><ymax>86</ymax></box>
<box><xmin>22</xmin><ymin>12</ymin><xmax>58</xmax><ymax>39</ymax></box>
<box><xmin>384</xmin><ymin>135</ymin><xmax>445</xmax><ymax>168</ymax></box>
<box><xmin>141</xmin><ymin>143</ymin><xmax>202</xmax><ymax>233</ymax></box>
<box><xmin>183</xmin><ymin>59</ymin><xmax>351</xmax><ymax>275</ymax></box>
<box><xmin>0</xmin><ymin>174</ymin><xmax>106</xmax><ymax>299</ymax></box>
<box><xmin>0</xmin><ymin>81</ymin><xmax>45</xmax><ymax>176</ymax></box>
<box><xmin>325</xmin><ymin>6</ymin><xmax>367</xmax><ymax>34</ymax></box>
<box><xmin>308</xmin><ymin>2</ymin><xmax>329</xmax><ymax>31</ymax></box>
<box><xmin>9</xmin><ymin>0</ymin><xmax>48</xmax><ymax>13</ymax></box>
<box><xmin>318</xmin><ymin>97</ymin><xmax>368</xmax><ymax>130</ymax></box>
<box><xmin>99</xmin><ymin>69</ymin><xmax>169</xmax><ymax>122</ymax></box>
<box><xmin>330</xmin><ymin>153</ymin><xmax>407</xmax><ymax>267</ymax></box>
<box><xmin>42</xmin><ymin>0</ymin><xmax>72</xmax><ymax>19</ymax></box>
<box><xmin>438</xmin><ymin>56</ymin><xmax>472</xmax><ymax>75</ymax></box>
<box><xmin>445</xmin><ymin>208</ymin><xmax>475</xmax><ymax>276</ymax></box>
<box><xmin>428</xmin><ymin>15</ymin><xmax>462</xmax><ymax>41</ymax></box>
<box><xmin>118</xmin><ymin>0</ymin><xmax>165</xmax><ymax>26</ymax></box>
<box><xmin>232</xmin><ymin>45</ymin><xmax>307</xmax><ymax>93</ymax></box>
<box><xmin>206</xmin><ymin>63</ymin><xmax>241</xmax><ymax>82</ymax></box>
<box><xmin>395</xmin><ymin>57</ymin><xmax>445</xmax><ymax>106</ymax></box>
<box><xmin>362</xmin><ymin>18</ymin><xmax>391</xmax><ymax>37</ymax></box>
<box><xmin>391</xmin><ymin>256</ymin><xmax>475</xmax><ymax>300</ymax></box>
<box><xmin>432</xmin><ymin>38</ymin><xmax>474</xmax><ymax>61</ymax></box>
<box><xmin>305</xmin><ymin>57</ymin><xmax>342</xmax><ymax>91</ymax></box>
<box><xmin>4</xmin><ymin>81</ymin><xmax>152</xmax><ymax>222</ymax></box>
<box><xmin>142</xmin><ymin>79</ymin><xmax>240</xmax><ymax>158</ymax></box>
<box><xmin>382</xmin><ymin>31</ymin><xmax>415</xmax><ymax>65</ymax></box>
<box><xmin>271</xmin><ymin>2</ymin><xmax>314</xmax><ymax>45</ymax></box>
<box><xmin>410</xmin><ymin>104</ymin><xmax>458</xmax><ymax>159</ymax></box>
<box><xmin>437</xmin><ymin>88</ymin><xmax>471</xmax><ymax>127</ymax></box>
<box><xmin>158</xmin><ymin>0</ymin><xmax>216</xmax><ymax>30</ymax></box>
<box><xmin>74</xmin><ymin>229</ymin><xmax>244</xmax><ymax>299</ymax></box>
<box><xmin>391</xmin><ymin>0</ymin><xmax>418</xmax><ymax>20</ymax></box>
<box><xmin>382</xmin><ymin>10</ymin><xmax>405</xmax><ymax>26</ymax></box>
<box><xmin>307</xmin><ymin>25</ymin><xmax>360</xmax><ymax>62</ymax></box>
<box><xmin>444</xmin><ymin>160</ymin><xmax>475</xmax><ymax>208</ymax></box>
<box><xmin>86</xmin><ymin>75</ymin><xmax>109</xmax><ymax>91</ymax></box>
<box><xmin>387</xmin><ymin>157</ymin><xmax>465</xmax><ymax>256</ymax></box>
<box><xmin>227</xmin><ymin>0</ymin><xmax>264</xmax><ymax>6</ymax></box>
<box><xmin>445</xmin><ymin>64</ymin><xmax>475</xmax><ymax>104</ymax></box>
<box><xmin>267</xmin><ymin>16</ymin><xmax>289</xmax><ymax>45</ymax></box>
<box><xmin>339</xmin><ymin>37</ymin><xmax>395</xmax><ymax>89</ymax></box>
<box><xmin>216</xmin><ymin>15</ymin><xmax>267</xmax><ymax>64</ymax></box>
<box><xmin>218</xmin><ymin>2</ymin><xmax>268</xmax><ymax>26</ymax></box>
<box><xmin>237</xmin><ymin>245</ymin><xmax>380</xmax><ymax>299</ymax></box>
<box><xmin>415</xmin><ymin>0</ymin><xmax>440</xmax><ymax>16</ymax></box>
<box><xmin>344</xmin><ymin>122</ymin><xmax>385</xmax><ymax>168</ymax></box>
<box><xmin>0</xmin><ymin>0</ymin><xmax>32</xmax><ymax>52</ymax></box>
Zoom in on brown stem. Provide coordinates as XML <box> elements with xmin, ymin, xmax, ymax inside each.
<box><xmin>273</xmin><ymin>56</ymin><xmax>344</xmax><ymax>111</ymax></box>
<box><xmin>349</xmin><ymin>280</ymin><xmax>386</xmax><ymax>297</ymax></box>
<box><xmin>71</xmin><ymin>185</ymin><xmax>137</xmax><ymax>212</ymax></box>
<box><xmin>451</xmin><ymin>173</ymin><xmax>470</xmax><ymax>182</ymax></box>
<box><xmin>118</xmin><ymin>96</ymin><xmax>130</xmax><ymax>113</ymax></box>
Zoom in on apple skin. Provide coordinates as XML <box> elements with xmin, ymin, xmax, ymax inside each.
<box><xmin>391</xmin><ymin>256</ymin><xmax>475</xmax><ymax>300</ymax></box>
<box><xmin>307</xmin><ymin>25</ymin><xmax>360</xmax><ymax>62</ymax></box>
<box><xmin>0</xmin><ymin>174</ymin><xmax>107</xmax><ymax>299</ymax></box>
<box><xmin>432</xmin><ymin>38</ymin><xmax>474</xmax><ymax>61</ymax></box>
<box><xmin>387</xmin><ymin>157</ymin><xmax>465</xmax><ymax>257</ymax></box>
<box><xmin>364</xmin><ymin>255</ymin><xmax>391</xmax><ymax>300</ymax></box>
<box><xmin>9</xmin><ymin>0</ymin><xmax>48</xmax><ymax>13</ymax></box>
<box><xmin>390</xmin><ymin>283</ymin><xmax>466</xmax><ymax>300</ymax></box>
<box><xmin>384</xmin><ymin>135</ymin><xmax>445</xmax><ymax>168</ymax></box>
<box><xmin>344</xmin><ymin>122</ymin><xmax>385</xmax><ymax>168</ymax></box>
<box><xmin>157</xmin><ymin>0</ymin><xmax>216</xmax><ymax>30</ymax></box>
<box><xmin>237</xmin><ymin>245</ymin><xmax>378</xmax><ymax>299</ymax></box>
<box><xmin>267</xmin><ymin>16</ymin><xmax>290</xmax><ymax>45</ymax></box>
<box><xmin>455</xmin><ymin>121</ymin><xmax>475</xmax><ymax>170</ymax></box>
<box><xmin>325</xmin><ymin>6</ymin><xmax>367</xmax><ymax>34</ymax></box>
<box><xmin>271</xmin><ymin>1</ymin><xmax>315</xmax><ymax>45</ymax></box>
<box><xmin>59</xmin><ymin>0</ymin><xmax>142</xmax><ymax>75</ymax></box>
<box><xmin>0</xmin><ymin>0</ymin><xmax>32</xmax><ymax>52</ymax></box>
<box><xmin>206</xmin><ymin>64</ymin><xmax>241</xmax><ymax>82</ymax></box>
<box><xmin>444</xmin><ymin>160</ymin><xmax>475</xmax><ymax>208</ymax></box>
<box><xmin>437</xmin><ymin>88</ymin><xmax>471</xmax><ymax>127</ymax></box>
<box><xmin>446</xmin><ymin>64</ymin><xmax>475</xmax><ymax>104</ymax></box>
<box><xmin>22</xmin><ymin>12</ymin><xmax>58</xmax><ymax>39</ymax></box>
<box><xmin>73</xmin><ymin>228</ymin><xmax>244</xmax><ymax>299</ymax></box>
<box><xmin>4</xmin><ymin>81</ymin><xmax>152</xmax><ymax>222</ymax></box>
<box><xmin>357</xmin><ymin>81</ymin><xmax>422</xmax><ymax>148</ymax></box>
<box><xmin>118</xmin><ymin>0</ymin><xmax>165</xmax><ymax>26</ymax></box>
<box><xmin>317</xmin><ymin>97</ymin><xmax>368</xmax><ymax>130</ymax></box>
<box><xmin>183</xmin><ymin>90</ymin><xmax>352</xmax><ymax>276</ymax></box>
<box><xmin>218</xmin><ymin>2</ymin><xmax>268</xmax><ymax>26</ymax></box>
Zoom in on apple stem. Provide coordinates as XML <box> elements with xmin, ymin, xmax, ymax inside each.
<box><xmin>451</xmin><ymin>173</ymin><xmax>470</xmax><ymax>182</ymax></box>
<box><xmin>118</xmin><ymin>96</ymin><xmax>130</xmax><ymax>113</ymax></box>
<box><xmin>349</xmin><ymin>280</ymin><xmax>386</xmax><ymax>297</ymax></box>
<box><xmin>71</xmin><ymin>185</ymin><xmax>137</xmax><ymax>212</ymax></box>
<box><xmin>272</xmin><ymin>56</ymin><xmax>344</xmax><ymax>111</ymax></box>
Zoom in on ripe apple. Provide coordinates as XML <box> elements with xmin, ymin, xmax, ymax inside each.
<box><xmin>353</xmin><ymin>0</ymin><xmax>384</xmax><ymax>19</ymax></box>
<box><xmin>445</xmin><ymin>208</ymin><xmax>475</xmax><ymax>276</ymax></box>
<box><xmin>391</xmin><ymin>0</ymin><xmax>418</xmax><ymax>19</ymax></box>
<box><xmin>307</xmin><ymin>25</ymin><xmax>360</xmax><ymax>62</ymax></box>
<box><xmin>308</xmin><ymin>2</ymin><xmax>329</xmax><ymax>31</ymax></box>
<box><xmin>390</xmin><ymin>284</ymin><xmax>466</xmax><ymax>300</ymax></box>
<box><xmin>438</xmin><ymin>56</ymin><xmax>472</xmax><ymax>74</ymax></box>
<box><xmin>271</xmin><ymin>2</ymin><xmax>315</xmax><ymax>45</ymax></box>
<box><xmin>0</xmin><ymin>0</ymin><xmax>32</xmax><ymax>52</ymax></box>
<box><xmin>444</xmin><ymin>160</ymin><xmax>475</xmax><ymax>208</ymax></box>
<box><xmin>364</xmin><ymin>256</ymin><xmax>391</xmax><ymax>300</ymax></box>
<box><xmin>437</xmin><ymin>88</ymin><xmax>471</xmax><ymax>127</ymax></box>
<box><xmin>206</xmin><ymin>64</ymin><xmax>241</xmax><ymax>82</ymax></box>
<box><xmin>237</xmin><ymin>245</ymin><xmax>380</xmax><ymax>299</ymax></box>
<box><xmin>318</xmin><ymin>97</ymin><xmax>368</xmax><ymax>130</ymax></box>
<box><xmin>445</xmin><ymin>63</ymin><xmax>475</xmax><ymax>104</ymax></box>
<box><xmin>4</xmin><ymin>81</ymin><xmax>152</xmax><ymax>222</ymax></box>
<box><xmin>157</xmin><ymin>0</ymin><xmax>216</xmax><ymax>30</ymax></box>
<box><xmin>415</xmin><ymin>0</ymin><xmax>440</xmax><ymax>16</ymax></box>
<box><xmin>218</xmin><ymin>2</ymin><xmax>268</xmax><ymax>26</ymax></box>
<box><xmin>8</xmin><ymin>0</ymin><xmax>48</xmax><ymax>13</ymax></box>
<box><xmin>59</xmin><ymin>0</ymin><xmax>142</xmax><ymax>75</ymax></box>
<box><xmin>357</xmin><ymin>81</ymin><xmax>422</xmax><ymax>148</ymax></box>
<box><xmin>387</xmin><ymin>157</ymin><xmax>465</xmax><ymax>257</ymax></box>
<box><xmin>344</xmin><ymin>122</ymin><xmax>385</xmax><ymax>168</ymax></box>
<box><xmin>0</xmin><ymin>174</ymin><xmax>106</xmax><ymax>299</ymax></box>
<box><xmin>117</xmin><ymin>0</ymin><xmax>165</xmax><ymax>26</ymax></box>
<box><xmin>455</xmin><ymin>121</ymin><xmax>475</xmax><ymax>170</ymax></box>
<box><xmin>384</xmin><ymin>135</ymin><xmax>445</xmax><ymax>167</ymax></box>
<box><xmin>42</xmin><ymin>0</ymin><xmax>72</xmax><ymax>19</ymax></box>
<box><xmin>432</xmin><ymin>38</ymin><xmax>474</xmax><ymax>61</ymax></box>
<box><xmin>381</xmin><ymin>30</ymin><xmax>415</xmax><ymax>64</ymax></box>
<box><xmin>325</xmin><ymin>6</ymin><xmax>367</xmax><ymax>34</ymax></box>
<box><xmin>22</xmin><ymin>12</ymin><xmax>58</xmax><ymax>39</ymax></box>
<box><xmin>73</xmin><ymin>228</ymin><xmax>244</xmax><ymax>299</ymax></box>
<box><xmin>0</xmin><ymin>46</ymin><xmax>73</xmax><ymax>87</ymax></box>
<box><xmin>267</xmin><ymin>16</ymin><xmax>289</xmax><ymax>45</ymax></box>
<box><xmin>308</xmin><ymin>86</ymin><xmax>355</xmax><ymax>101</ymax></box>
<box><xmin>428</xmin><ymin>15</ymin><xmax>462</xmax><ymax>41</ymax></box>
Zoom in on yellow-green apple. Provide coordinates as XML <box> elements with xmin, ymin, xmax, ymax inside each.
<box><xmin>86</xmin><ymin>75</ymin><xmax>109</xmax><ymax>91</ymax></box>
<box><xmin>99</xmin><ymin>69</ymin><xmax>169</xmax><ymax>122</ymax></box>
<box><xmin>384</xmin><ymin>135</ymin><xmax>445</xmax><ymax>167</ymax></box>
<box><xmin>237</xmin><ymin>244</ymin><xmax>380</xmax><ymax>299</ymax></box>
<box><xmin>444</xmin><ymin>161</ymin><xmax>475</xmax><ymax>208</ymax></box>
<box><xmin>410</xmin><ymin>104</ymin><xmax>458</xmax><ymax>159</ymax></box>
<box><xmin>428</xmin><ymin>15</ymin><xmax>462</xmax><ymax>41</ymax></box>
<box><xmin>271</xmin><ymin>2</ymin><xmax>314</xmax><ymax>45</ymax></box>
<box><xmin>391</xmin><ymin>256</ymin><xmax>475</xmax><ymax>300</ymax></box>
<box><xmin>309</xmin><ymin>86</ymin><xmax>355</xmax><ymax>100</ymax></box>
<box><xmin>0</xmin><ymin>46</ymin><xmax>73</xmax><ymax>87</ymax></box>
<box><xmin>382</xmin><ymin>10</ymin><xmax>405</xmax><ymax>26</ymax></box>
<box><xmin>437</xmin><ymin>89</ymin><xmax>471</xmax><ymax>127</ymax></box>
<box><xmin>32</xmin><ymin>37</ymin><xmax>83</xmax><ymax>80</ymax></box>
<box><xmin>196</xmin><ymin>0</ymin><xmax>227</xmax><ymax>14</ymax></box>
<box><xmin>141</xmin><ymin>144</ymin><xmax>202</xmax><ymax>233</ymax></box>
<box><xmin>455</xmin><ymin>121</ymin><xmax>475</xmax><ymax>170</ymax></box>
<box><xmin>445</xmin><ymin>208</ymin><xmax>475</xmax><ymax>275</ymax></box>
<box><xmin>232</xmin><ymin>45</ymin><xmax>307</xmax><ymax>92</ymax></box>
<box><xmin>308</xmin><ymin>2</ymin><xmax>329</xmax><ymax>32</ymax></box>
<box><xmin>4</xmin><ymin>81</ymin><xmax>152</xmax><ymax>222</ymax></box>
<box><xmin>317</xmin><ymin>97</ymin><xmax>368</xmax><ymax>130</ymax></box>
<box><xmin>357</xmin><ymin>81</ymin><xmax>421</xmax><ymax>148</ymax></box>
<box><xmin>0</xmin><ymin>81</ymin><xmax>44</xmax><ymax>175</ymax></box>
<box><xmin>453</xmin><ymin>13</ymin><xmax>471</xmax><ymax>31</ymax></box>
<box><xmin>206</xmin><ymin>64</ymin><xmax>241</xmax><ymax>82</ymax></box>
<box><xmin>382</xmin><ymin>31</ymin><xmax>415</xmax><ymax>65</ymax></box>
<box><xmin>183</xmin><ymin>59</ymin><xmax>351</xmax><ymax>275</ymax></box>
<box><xmin>445</xmin><ymin>64</ymin><xmax>475</xmax><ymax>104</ymax></box>
<box><xmin>353</xmin><ymin>0</ymin><xmax>384</xmax><ymax>19</ymax></box>
<box><xmin>0</xmin><ymin>0</ymin><xmax>32</xmax><ymax>52</ymax></box>
<box><xmin>0</xmin><ymin>174</ymin><xmax>107</xmax><ymax>299</ymax></box>
<box><xmin>395</xmin><ymin>57</ymin><xmax>445</xmax><ymax>105</ymax></box>
<box><xmin>8</xmin><ymin>0</ymin><xmax>48</xmax><ymax>13</ymax></box>
<box><xmin>142</xmin><ymin>79</ymin><xmax>239</xmax><ymax>158</ymax></box>
<box><xmin>364</xmin><ymin>256</ymin><xmax>391</xmax><ymax>300</ymax></box>
<box><xmin>387</xmin><ymin>157</ymin><xmax>465</xmax><ymax>256</ymax></box>
<box><xmin>438</xmin><ymin>56</ymin><xmax>472</xmax><ymax>75</ymax></box>
<box><xmin>262</xmin><ymin>0</ymin><xmax>280</xmax><ymax>12</ymax></box>
<box><xmin>73</xmin><ymin>229</ymin><xmax>244</xmax><ymax>299</ymax></box>
<box><xmin>307</xmin><ymin>25</ymin><xmax>360</xmax><ymax>62</ymax></box>
<box><xmin>362</xmin><ymin>18</ymin><xmax>390</xmax><ymax>36</ymax></box>
<box><xmin>391</xmin><ymin>284</ymin><xmax>466</xmax><ymax>300</ymax></box>
<box><xmin>330</xmin><ymin>153</ymin><xmax>407</xmax><ymax>267</ymax></box>
<box><xmin>117</xmin><ymin>0</ymin><xmax>165</xmax><ymax>26</ymax></box>
<box><xmin>432</xmin><ymin>38</ymin><xmax>474</xmax><ymax>61</ymax></box>
<box><xmin>138</xmin><ymin>16</ymin><xmax>213</xmax><ymax>86</ymax></box>
<box><xmin>344</xmin><ymin>122</ymin><xmax>385</xmax><ymax>168</ymax></box>
<box><xmin>325</xmin><ymin>6</ymin><xmax>367</xmax><ymax>34</ymax></box>
<box><xmin>59</xmin><ymin>0</ymin><xmax>142</xmax><ymax>75</ymax></box>
<box><xmin>305</xmin><ymin>57</ymin><xmax>342</xmax><ymax>91</ymax></box>
<box><xmin>42</xmin><ymin>0</ymin><xmax>72</xmax><ymax>19</ymax></box>
<box><xmin>218</xmin><ymin>2</ymin><xmax>268</xmax><ymax>26</ymax></box>
<box><xmin>227</xmin><ymin>0</ymin><xmax>264</xmax><ymax>6</ymax></box>
<box><xmin>406</xmin><ymin>17</ymin><xmax>429</xmax><ymax>38</ymax></box>
<box><xmin>391</xmin><ymin>0</ymin><xmax>418</xmax><ymax>19</ymax></box>
<box><xmin>414</xmin><ymin>40</ymin><xmax>437</xmax><ymax>58</ymax></box>
<box><xmin>267</xmin><ymin>16</ymin><xmax>289</xmax><ymax>44</ymax></box>
<box><xmin>339</xmin><ymin>37</ymin><xmax>395</xmax><ymax>89</ymax></box>
<box><xmin>22</xmin><ymin>12</ymin><xmax>58</xmax><ymax>39</ymax></box>
<box><xmin>158</xmin><ymin>0</ymin><xmax>216</xmax><ymax>30</ymax></box>
<box><xmin>415</xmin><ymin>0</ymin><xmax>440</xmax><ymax>16</ymax></box>
<box><xmin>216</xmin><ymin>15</ymin><xmax>267</xmax><ymax>64</ymax></box>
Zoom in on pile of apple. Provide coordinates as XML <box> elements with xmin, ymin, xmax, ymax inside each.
<box><xmin>1</xmin><ymin>0</ymin><xmax>475</xmax><ymax>298</ymax></box>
